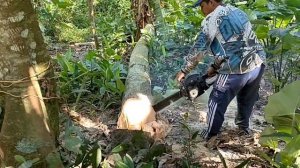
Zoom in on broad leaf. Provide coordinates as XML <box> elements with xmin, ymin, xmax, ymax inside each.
<box><xmin>269</xmin><ymin>28</ymin><xmax>290</xmax><ymax>38</ymax></box>
<box><xmin>253</xmin><ymin>0</ymin><xmax>268</xmax><ymax>8</ymax></box>
<box><xmin>192</xmin><ymin>131</ymin><xmax>199</xmax><ymax>140</ymax></box>
<box><xmin>264</xmin><ymin>80</ymin><xmax>300</xmax><ymax>123</ymax></box>
<box><xmin>284</xmin><ymin>0</ymin><xmax>300</xmax><ymax>9</ymax></box>
<box><xmin>111</xmin><ymin>144</ymin><xmax>130</xmax><ymax>153</ymax></box>
<box><xmin>255</xmin><ymin>25</ymin><xmax>269</xmax><ymax>39</ymax></box>
<box><xmin>280</xmin><ymin>134</ymin><xmax>300</xmax><ymax>166</ymax></box>
<box><xmin>123</xmin><ymin>154</ymin><xmax>134</xmax><ymax>168</ymax></box>
<box><xmin>259</xmin><ymin>126</ymin><xmax>279</xmax><ymax>149</ymax></box>
<box><xmin>116</xmin><ymin>161</ymin><xmax>130</xmax><ymax>168</ymax></box>
<box><xmin>14</xmin><ymin>155</ymin><xmax>26</xmax><ymax>163</ymax></box>
<box><xmin>273</xmin><ymin>115</ymin><xmax>300</xmax><ymax>136</ymax></box>
<box><xmin>64</xmin><ymin>136</ymin><xmax>83</xmax><ymax>154</ymax></box>
<box><xmin>256</xmin><ymin>150</ymin><xmax>280</xmax><ymax>168</ymax></box>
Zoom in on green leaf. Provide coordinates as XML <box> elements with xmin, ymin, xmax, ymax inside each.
<box><xmin>56</xmin><ymin>54</ymin><xmax>68</xmax><ymax>72</ymax></box>
<box><xmin>123</xmin><ymin>154</ymin><xmax>134</xmax><ymax>168</ymax></box>
<box><xmin>284</xmin><ymin>0</ymin><xmax>300</xmax><ymax>8</ymax></box>
<box><xmin>269</xmin><ymin>28</ymin><xmax>290</xmax><ymax>38</ymax></box>
<box><xmin>18</xmin><ymin>158</ymin><xmax>39</xmax><ymax>168</ymax></box>
<box><xmin>15</xmin><ymin>155</ymin><xmax>26</xmax><ymax>163</ymax></box>
<box><xmin>259</xmin><ymin>126</ymin><xmax>279</xmax><ymax>149</ymax></box>
<box><xmin>182</xmin><ymin>159</ymin><xmax>190</xmax><ymax>168</ymax></box>
<box><xmin>145</xmin><ymin>143</ymin><xmax>166</xmax><ymax>161</ymax></box>
<box><xmin>18</xmin><ymin>161</ymin><xmax>33</xmax><ymax>168</ymax></box>
<box><xmin>256</xmin><ymin>150</ymin><xmax>280</xmax><ymax>168</ymax></box>
<box><xmin>94</xmin><ymin>147</ymin><xmax>102</xmax><ymax>168</ymax></box>
<box><xmin>179</xmin><ymin>122</ymin><xmax>191</xmax><ymax>132</ymax></box>
<box><xmin>116</xmin><ymin>161</ymin><xmax>130</xmax><ymax>168</ymax></box>
<box><xmin>235</xmin><ymin>159</ymin><xmax>250</xmax><ymax>168</ymax></box>
<box><xmin>192</xmin><ymin>131</ymin><xmax>199</xmax><ymax>140</ymax></box>
<box><xmin>280</xmin><ymin>134</ymin><xmax>300</xmax><ymax>166</ymax></box>
<box><xmin>217</xmin><ymin>150</ymin><xmax>228</xmax><ymax>168</ymax></box>
<box><xmin>273</xmin><ymin>115</ymin><xmax>300</xmax><ymax>136</ymax></box>
<box><xmin>51</xmin><ymin>0</ymin><xmax>72</xmax><ymax>8</ymax></box>
<box><xmin>140</xmin><ymin>162</ymin><xmax>153</xmax><ymax>168</ymax></box>
<box><xmin>253</xmin><ymin>0</ymin><xmax>268</xmax><ymax>8</ymax></box>
<box><xmin>256</xmin><ymin>25</ymin><xmax>269</xmax><ymax>39</ymax></box>
<box><xmin>264</xmin><ymin>80</ymin><xmax>300</xmax><ymax>123</ymax></box>
<box><xmin>85</xmin><ymin>51</ymin><xmax>97</xmax><ymax>61</ymax></box>
<box><xmin>46</xmin><ymin>152</ymin><xmax>62</xmax><ymax>168</ymax></box>
<box><xmin>105</xmin><ymin>48</ymin><xmax>115</xmax><ymax>56</ymax></box>
<box><xmin>112</xmin><ymin>144</ymin><xmax>130</xmax><ymax>153</ymax></box>
<box><xmin>116</xmin><ymin>79</ymin><xmax>125</xmax><ymax>93</ymax></box>
<box><xmin>105</xmin><ymin>67</ymin><xmax>114</xmax><ymax>81</ymax></box>
<box><xmin>282</xmin><ymin>34</ymin><xmax>300</xmax><ymax>50</ymax></box>
<box><xmin>64</xmin><ymin>137</ymin><xmax>83</xmax><ymax>154</ymax></box>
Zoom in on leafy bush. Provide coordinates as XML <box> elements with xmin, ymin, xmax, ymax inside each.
<box><xmin>259</xmin><ymin>80</ymin><xmax>300</xmax><ymax>167</ymax></box>
<box><xmin>34</xmin><ymin>0</ymin><xmax>90</xmax><ymax>42</ymax></box>
<box><xmin>238</xmin><ymin>0</ymin><xmax>300</xmax><ymax>92</ymax></box>
<box><xmin>54</xmin><ymin>50</ymin><xmax>126</xmax><ymax>108</ymax></box>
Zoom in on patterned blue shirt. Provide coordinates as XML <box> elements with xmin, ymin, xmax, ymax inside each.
<box><xmin>182</xmin><ymin>4</ymin><xmax>265</xmax><ymax>74</ymax></box>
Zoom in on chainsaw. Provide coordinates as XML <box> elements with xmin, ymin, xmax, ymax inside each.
<box><xmin>152</xmin><ymin>73</ymin><xmax>217</xmax><ymax>111</ymax></box>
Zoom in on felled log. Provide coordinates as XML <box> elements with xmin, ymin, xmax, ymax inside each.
<box><xmin>117</xmin><ymin>24</ymin><xmax>168</xmax><ymax>139</ymax></box>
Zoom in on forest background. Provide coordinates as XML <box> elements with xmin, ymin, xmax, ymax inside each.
<box><xmin>0</xmin><ymin>0</ymin><xmax>300</xmax><ymax>167</ymax></box>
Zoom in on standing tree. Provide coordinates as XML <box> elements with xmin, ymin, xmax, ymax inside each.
<box><xmin>0</xmin><ymin>0</ymin><xmax>62</xmax><ymax>166</ymax></box>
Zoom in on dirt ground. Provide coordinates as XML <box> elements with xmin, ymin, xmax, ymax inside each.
<box><xmin>155</xmin><ymin>80</ymin><xmax>272</xmax><ymax>167</ymax></box>
<box><xmin>59</xmin><ymin>77</ymin><xmax>273</xmax><ymax>167</ymax></box>
<box><xmin>55</xmin><ymin>44</ymin><xmax>274</xmax><ymax>167</ymax></box>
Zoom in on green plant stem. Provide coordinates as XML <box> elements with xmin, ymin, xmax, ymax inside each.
<box><xmin>61</xmin><ymin>71</ymin><xmax>89</xmax><ymax>88</ymax></box>
<box><xmin>75</xmin><ymin>77</ymin><xmax>88</xmax><ymax>109</ymax></box>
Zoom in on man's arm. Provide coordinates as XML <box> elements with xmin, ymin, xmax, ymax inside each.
<box><xmin>181</xmin><ymin>31</ymin><xmax>209</xmax><ymax>74</ymax></box>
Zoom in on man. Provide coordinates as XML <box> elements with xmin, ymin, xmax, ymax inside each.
<box><xmin>175</xmin><ymin>0</ymin><xmax>266</xmax><ymax>142</ymax></box>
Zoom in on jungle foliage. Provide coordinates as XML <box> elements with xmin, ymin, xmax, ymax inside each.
<box><xmin>30</xmin><ymin>0</ymin><xmax>300</xmax><ymax>167</ymax></box>
<box><xmin>238</xmin><ymin>0</ymin><xmax>300</xmax><ymax>92</ymax></box>
<box><xmin>259</xmin><ymin>80</ymin><xmax>300</xmax><ymax>167</ymax></box>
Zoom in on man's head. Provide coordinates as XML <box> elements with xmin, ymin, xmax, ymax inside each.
<box><xmin>194</xmin><ymin>0</ymin><xmax>222</xmax><ymax>16</ymax></box>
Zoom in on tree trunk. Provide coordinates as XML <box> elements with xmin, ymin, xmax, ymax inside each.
<box><xmin>149</xmin><ymin>0</ymin><xmax>165</xmax><ymax>29</ymax></box>
<box><xmin>117</xmin><ymin>24</ymin><xmax>155</xmax><ymax>130</ymax></box>
<box><xmin>131</xmin><ymin>0</ymin><xmax>154</xmax><ymax>41</ymax></box>
<box><xmin>0</xmin><ymin>0</ymin><xmax>62</xmax><ymax>167</ymax></box>
<box><xmin>87</xmin><ymin>0</ymin><xmax>100</xmax><ymax>51</ymax></box>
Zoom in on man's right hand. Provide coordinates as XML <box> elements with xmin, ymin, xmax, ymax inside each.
<box><xmin>207</xmin><ymin>66</ymin><xmax>217</xmax><ymax>77</ymax></box>
<box><xmin>175</xmin><ymin>71</ymin><xmax>186</xmax><ymax>83</ymax></box>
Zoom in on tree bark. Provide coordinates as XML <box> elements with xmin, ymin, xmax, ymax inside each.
<box><xmin>0</xmin><ymin>0</ymin><xmax>62</xmax><ymax>167</ymax></box>
<box><xmin>117</xmin><ymin>24</ymin><xmax>155</xmax><ymax>130</ymax></box>
<box><xmin>87</xmin><ymin>0</ymin><xmax>100</xmax><ymax>50</ymax></box>
<box><xmin>149</xmin><ymin>0</ymin><xmax>165</xmax><ymax>29</ymax></box>
<box><xmin>131</xmin><ymin>0</ymin><xmax>154</xmax><ymax>41</ymax></box>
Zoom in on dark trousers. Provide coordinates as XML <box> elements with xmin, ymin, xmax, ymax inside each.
<box><xmin>200</xmin><ymin>64</ymin><xmax>265</xmax><ymax>139</ymax></box>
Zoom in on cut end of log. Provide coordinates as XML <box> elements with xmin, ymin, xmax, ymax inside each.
<box><xmin>117</xmin><ymin>93</ymin><xmax>170</xmax><ymax>141</ymax></box>
<box><xmin>117</xmin><ymin>93</ymin><xmax>156</xmax><ymax>130</ymax></box>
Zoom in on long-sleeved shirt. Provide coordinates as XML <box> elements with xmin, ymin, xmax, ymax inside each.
<box><xmin>181</xmin><ymin>4</ymin><xmax>265</xmax><ymax>74</ymax></box>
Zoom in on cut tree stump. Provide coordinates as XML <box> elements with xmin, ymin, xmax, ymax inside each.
<box><xmin>117</xmin><ymin>24</ymin><xmax>168</xmax><ymax>140</ymax></box>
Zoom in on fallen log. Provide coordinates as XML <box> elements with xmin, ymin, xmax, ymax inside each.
<box><xmin>117</xmin><ymin>24</ymin><xmax>168</xmax><ymax>140</ymax></box>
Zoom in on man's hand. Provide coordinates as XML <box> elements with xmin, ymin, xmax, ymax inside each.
<box><xmin>175</xmin><ymin>71</ymin><xmax>186</xmax><ymax>83</ymax></box>
<box><xmin>207</xmin><ymin>66</ymin><xmax>217</xmax><ymax>77</ymax></box>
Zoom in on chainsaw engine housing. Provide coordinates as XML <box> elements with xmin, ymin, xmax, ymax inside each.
<box><xmin>180</xmin><ymin>74</ymin><xmax>213</xmax><ymax>101</ymax></box>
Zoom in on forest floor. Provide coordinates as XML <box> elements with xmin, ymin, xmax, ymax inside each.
<box><xmin>53</xmin><ymin>44</ymin><xmax>274</xmax><ymax>167</ymax></box>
